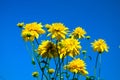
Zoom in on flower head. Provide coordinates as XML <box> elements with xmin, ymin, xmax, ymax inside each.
<box><xmin>59</xmin><ymin>38</ymin><xmax>81</xmax><ymax>58</ymax></box>
<box><xmin>37</xmin><ymin>40</ymin><xmax>57</xmax><ymax>58</ymax></box>
<box><xmin>64</xmin><ymin>58</ymin><xmax>88</xmax><ymax>75</ymax></box>
<box><xmin>71</xmin><ymin>27</ymin><xmax>86</xmax><ymax>39</ymax></box>
<box><xmin>46</xmin><ymin>23</ymin><xmax>69</xmax><ymax>40</ymax></box>
<box><xmin>25</xmin><ymin>22</ymin><xmax>45</xmax><ymax>34</ymax></box>
<box><xmin>91</xmin><ymin>39</ymin><xmax>109</xmax><ymax>53</ymax></box>
<box><xmin>21</xmin><ymin>29</ymin><xmax>38</xmax><ymax>41</ymax></box>
<box><xmin>21</xmin><ymin>22</ymin><xmax>45</xmax><ymax>41</ymax></box>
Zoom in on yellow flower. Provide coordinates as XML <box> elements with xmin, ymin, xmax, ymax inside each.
<box><xmin>64</xmin><ymin>58</ymin><xmax>88</xmax><ymax>75</ymax></box>
<box><xmin>25</xmin><ymin>22</ymin><xmax>45</xmax><ymax>34</ymax></box>
<box><xmin>91</xmin><ymin>39</ymin><xmax>109</xmax><ymax>53</ymax></box>
<box><xmin>47</xmin><ymin>68</ymin><xmax>55</xmax><ymax>74</ymax></box>
<box><xmin>32</xmin><ymin>71</ymin><xmax>39</xmax><ymax>77</ymax></box>
<box><xmin>45</xmin><ymin>23</ymin><xmax>69</xmax><ymax>40</ymax></box>
<box><xmin>21</xmin><ymin>22</ymin><xmax>45</xmax><ymax>41</ymax></box>
<box><xmin>17</xmin><ymin>22</ymin><xmax>24</xmax><ymax>28</ymax></box>
<box><xmin>71</xmin><ymin>27</ymin><xmax>86</xmax><ymax>39</ymax></box>
<box><xmin>37</xmin><ymin>40</ymin><xmax>57</xmax><ymax>58</ymax></box>
<box><xmin>59</xmin><ymin>38</ymin><xmax>81</xmax><ymax>58</ymax></box>
<box><xmin>21</xmin><ymin>29</ymin><xmax>38</xmax><ymax>41</ymax></box>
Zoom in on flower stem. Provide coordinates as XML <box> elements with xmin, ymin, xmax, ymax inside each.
<box><xmin>98</xmin><ymin>54</ymin><xmax>102</xmax><ymax>80</ymax></box>
<box><xmin>33</xmin><ymin>40</ymin><xmax>48</xmax><ymax>80</ymax></box>
<box><xmin>94</xmin><ymin>53</ymin><xmax>99</xmax><ymax>79</ymax></box>
<box><xmin>72</xmin><ymin>72</ymin><xmax>75</xmax><ymax>79</ymax></box>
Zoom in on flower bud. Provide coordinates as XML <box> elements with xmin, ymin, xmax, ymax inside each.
<box><xmin>17</xmin><ymin>22</ymin><xmax>24</xmax><ymax>28</ymax></box>
<box><xmin>86</xmin><ymin>36</ymin><xmax>91</xmax><ymax>39</ymax></box>
<box><xmin>32</xmin><ymin>71</ymin><xmax>39</xmax><ymax>77</ymax></box>
<box><xmin>48</xmin><ymin>68</ymin><xmax>55</xmax><ymax>74</ymax></box>
<box><xmin>32</xmin><ymin>58</ymin><xmax>35</xmax><ymax>65</ymax></box>
<box><xmin>82</xmin><ymin>50</ymin><xmax>87</xmax><ymax>54</ymax></box>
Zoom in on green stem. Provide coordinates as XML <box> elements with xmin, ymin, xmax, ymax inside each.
<box><xmin>35</xmin><ymin>38</ymin><xmax>39</xmax><ymax>45</ymax></box>
<box><xmin>47</xmin><ymin>58</ymin><xmax>51</xmax><ymax>80</ymax></box>
<box><xmin>83</xmin><ymin>54</ymin><xmax>86</xmax><ymax>61</ymax></box>
<box><xmin>80</xmin><ymin>74</ymin><xmax>82</xmax><ymax>80</ymax></box>
<box><xmin>25</xmin><ymin>42</ymin><xmax>40</xmax><ymax>80</ymax></box>
<box><xmin>24</xmin><ymin>42</ymin><xmax>33</xmax><ymax>60</ymax></box>
<box><xmin>32</xmin><ymin>40</ymin><xmax>48</xmax><ymax>80</ymax></box>
<box><xmin>72</xmin><ymin>72</ymin><xmax>76</xmax><ymax>80</ymax></box>
<box><xmin>98</xmin><ymin>54</ymin><xmax>102</xmax><ymax>80</ymax></box>
<box><xmin>53</xmin><ymin>58</ymin><xmax>58</xmax><ymax>78</ymax></box>
<box><xmin>55</xmin><ymin>40</ymin><xmax>62</xmax><ymax>80</ymax></box>
<box><xmin>94</xmin><ymin>53</ymin><xmax>99</xmax><ymax>79</ymax></box>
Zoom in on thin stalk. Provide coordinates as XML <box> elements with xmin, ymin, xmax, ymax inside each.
<box><xmin>72</xmin><ymin>72</ymin><xmax>76</xmax><ymax>80</ymax></box>
<box><xmin>94</xmin><ymin>53</ymin><xmax>99</xmax><ymax>79</ymax></box>
<box><xmin>66</xmin><ymin>56</ymin><xmax>69</xmax><ymax>80</ymax></box>
<box><xmin>24</xmin><ymin>42</ymin><xmax>33</xmax><ymax>60</ymax></box>
<box><xmin>47</xmin><ymin>58</ymin><xmax>51</xmax><ymax>80</ymax></box>
<box><xmin>53</xmin><ymin>58</ymin><xmax>58</xmax><ymax>78</ymax></box>
<box><xmin>25</xmin><ymin>42</ymin><xmax>40</xmax><ymax>80</ymax></box>
<box><xmin>35</xmin><ymin>38</ymin><xmax>39</xmax><ymax>45</ymax></box>
<box><xmin>32</xmin><ymin>40</ymin><xmax>48</xmax><ymax>80</ymax></box>
<box><xmin>80</xmin><ymin>74</ymin><xmax>82</xmax><ymax>80</ymax></box>
<box><xmin>98</xmin><ymin>54</ymin><xmax>102</xmax><ymax>80</ymax></box>
<box><xmin>83</xmin><ymin>54</ymin><xmax>86</xmax><ymax>61</ymax></box>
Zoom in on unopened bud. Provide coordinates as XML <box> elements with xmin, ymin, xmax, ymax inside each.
<box><xmin>86</xmin><ymin>36</ymin><xmax>91</xmax><ymax>39</ymax></box>
<box><xmin>17</xmin><ymin>22</ymin><xmax>24</xmax><ymax>28</ymax></box>
<box><xmin>48</xmin><ymin>68</ymin><xmax>55</xmax><ymax>74</ymax></box>
<box><xmin>32</xmin><ymin>71</ymin><xmax>39</xmax><ymax>77</ymax></box>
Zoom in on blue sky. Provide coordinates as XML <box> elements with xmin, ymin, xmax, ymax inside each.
<box><xmin>0</xmin><ymin>0</ymin><xmax>120</xmax><ymax>80</ymax></box>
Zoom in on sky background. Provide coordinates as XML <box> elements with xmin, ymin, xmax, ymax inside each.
<box><xmin>0</xmin><ymin>0</ymin><xmax>120</xmax><ymax>80</ymax></box>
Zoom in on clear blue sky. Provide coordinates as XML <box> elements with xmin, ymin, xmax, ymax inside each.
<box><xmin>0</xmin><ymin>0</ymin><xmax>120</xmax><ymax>80</ymax></box>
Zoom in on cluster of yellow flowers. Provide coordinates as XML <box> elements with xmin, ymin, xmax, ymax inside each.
<box><xmin>17</xmin><ymin>22</ymin><xmax>109</xmax><ymax>79</ymax></box>
<box><xmin>37</xmin><ymin>37</ymin><xmax>81</xmax><ymax>59</ymax></box>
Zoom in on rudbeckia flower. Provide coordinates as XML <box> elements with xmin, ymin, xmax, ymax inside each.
<box><xmin>59</xmin><ymin>38</ymin><xmax>81</xmax><ymax>58</ymax></box>
<box><xmin>71</xmin><ymin>27</ymin><xmax>86</xmax><ymax>39</ymax></box>
<box><xmin>37</xmin><ymin>40</ymin><xmax>57</xmax><ymax>58</ymax></box>
<box><xmin>64</xmin><ymin>58</ymin><xmax>88</xmax><ymax>75</ymax></box>
<box><xmin>91</xmin><ymin>39</ymin><xmax>109</xmax><ymax>53</ymax></box>
<box><xmin>21</xmin><ymin>29</ymin><xmax>38</xmax><ymax>41</ymax></box>
<box><xmin>25</xmin><ymin>22</ymin><xmax>45</xmax><ymax>34</ymax></box>
<box><xmin>45</xmin><ymin>23</ymin><xmax>69</xmax><ymax>40</ymax></box>
<box><xmin>21</xmin><ymin>22</ymin><xmax>45</xmax><ymax>41</ymax></box>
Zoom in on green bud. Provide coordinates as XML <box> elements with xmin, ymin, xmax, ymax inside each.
<box><xmin>17</xmin><ymin>22</ymin><xmax>24</xmax><ymax>28</ymax></box>
<box><xmin>32</xmin><ymin>58</ymin><xmax>35</xmax><ymax>65</ymax></box>
<box><xmin>32</xmin><ymin>71</ymin><xmax>39</xmax><ymax>77</ymax></box>
<box><xmin>82</xmin><ymin>50</ymin><xmax>87</xmax><ymax>54</ymax></box>
<box><xmin>86</xmin><ymin>36</ymin><xmax>91</xmax><ymax>39</ymax></box>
